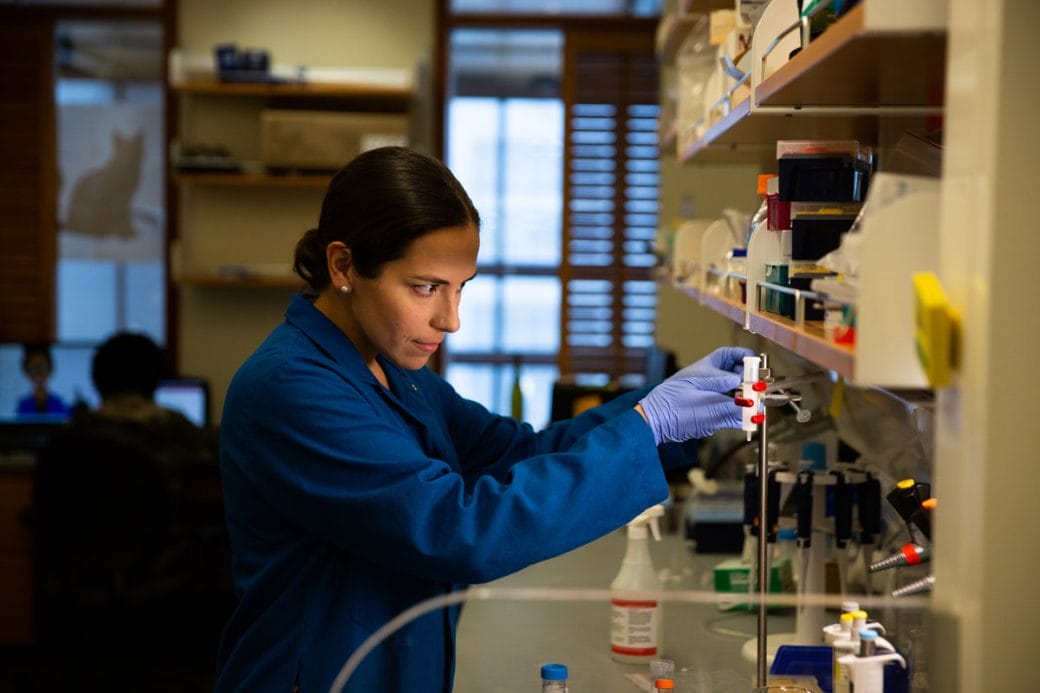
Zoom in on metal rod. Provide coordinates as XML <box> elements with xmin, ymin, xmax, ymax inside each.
<box><xmin>756</xmin><ymin>353</ymin><xmax>770</xmax><ymax>688</ymax></box>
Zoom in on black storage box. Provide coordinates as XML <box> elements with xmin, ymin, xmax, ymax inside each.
<box><xmin>790</xmin><ymin>215</ymin><xmax>856</xmax><ymax>261</ymax></box>
<box><xmin>778</xmin><ymin>153</ymin><xmax>872</xmax><ymax>202</ymax></box>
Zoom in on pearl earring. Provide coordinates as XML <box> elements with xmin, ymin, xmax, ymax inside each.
<box><xmin>339</xmin><ymin>285</ymin><xmax>351</xmax><ymax>294</ymax></box>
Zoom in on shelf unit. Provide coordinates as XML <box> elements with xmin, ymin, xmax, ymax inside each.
<box><xmin>677</xmin><ymin>2</ymin><xmax>945</xmax><ymax>164</ymax></box>
<box><xmin>170</xmin><ymin>78</ymin><xmax>412</xmax><ymax>103</ymax></box>
<box><xmin>169</xmin><ymin>76</ymin><xmax>412</xmax><ymax>289</ymax></box>
<box><xmin>655</xmin><ymin>0</ymin><xmax>736</xmax><ymax>63</ymax></box>
<box><xmin>174</xmin><ymin>171</ymin><xmax>333</xmax><ymax>188</ymax></box>
<box><xmin>667</xmin><ymin>0</ymin><xmax>945</xmax><ymax>384</ymax></box>
<box><xmin>176</xmin><ymin>273</ymin><xmax>304</xmax><ymax>289</ymax></box>
<box><xmin>678</xmin><ymin>281</ymin><xmax>854</xmax><ymax>376</ymax></box>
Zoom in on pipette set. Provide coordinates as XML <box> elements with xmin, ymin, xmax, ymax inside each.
<box><xmin>734</xmin><ymin>353</ymin><xmax>923</xmax><ymax>691</ymax></box>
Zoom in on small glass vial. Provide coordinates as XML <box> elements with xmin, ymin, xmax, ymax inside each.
<box><xmin>540</xmin><ymin>663</ymin><xmax>568</xmax><ymax>692</ymax></box>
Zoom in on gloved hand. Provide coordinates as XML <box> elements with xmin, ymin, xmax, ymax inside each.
<box><xmin>639</xmin><ymin>346</ymin><xmax>756</xmax><ymax>444</ymax></box>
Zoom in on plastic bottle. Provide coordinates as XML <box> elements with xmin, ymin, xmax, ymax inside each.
<box><xmin>540</xmin><ymin>663</ymin><xmax>568</xmax><ymax>692</ymax></box>
<box><xmin>610</xmin><ymin>504</ymin><xmax>665</xmax><ymax>663</ymax></box>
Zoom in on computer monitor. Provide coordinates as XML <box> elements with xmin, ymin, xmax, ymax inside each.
<box><xmin>154</xmin><ymin>378</ymin><xmax>209</xmax><ymax>427</ymax></box>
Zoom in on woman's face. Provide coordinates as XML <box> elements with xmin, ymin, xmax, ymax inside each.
<box><xmin>342</xmin><ymin>224</ymin><xmax>479</xmax><ymax>372</ymax></box>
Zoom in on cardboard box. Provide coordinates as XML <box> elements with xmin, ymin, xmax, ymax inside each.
<box><xmin>260</xmin><ymin>109</ymin><xmax>408</xmax><ymax>171</ymax></box>
<box><xmin>713</xmin><ymin>557</ymin><xmax>794</xmax><ymax>611</ymax></box>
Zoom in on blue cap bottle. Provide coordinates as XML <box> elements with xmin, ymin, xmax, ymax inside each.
<box><xmin>540</xmin><ymin>663</ymin><xmax>568</xmax><ymax>692</ymax></box>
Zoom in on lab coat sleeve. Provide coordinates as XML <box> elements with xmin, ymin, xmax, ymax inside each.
<box><xmin>221</xmin><ymin>360</ymin><xmax>668</xmax><ymax>586</ymax></box>
<box><xmin>432</xmin><ymin>376</ymin><xmax>653</xmax><ymax>481</ymax></box>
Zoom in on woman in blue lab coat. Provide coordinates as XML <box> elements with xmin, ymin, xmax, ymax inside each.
<box><xmin>215</xmin><ymin>146</ymin><xmax>752</xmax><ymax>692</ymax></box>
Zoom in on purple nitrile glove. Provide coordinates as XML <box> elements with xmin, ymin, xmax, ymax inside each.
<box><xmin>639</xmin><ymin>346</ymin><xmax>755</xmax><ymax>444</ymax></box>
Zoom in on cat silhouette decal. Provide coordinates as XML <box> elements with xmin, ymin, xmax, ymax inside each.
<box><xmin>62</xmin><ymin>129</ymin><xmax>144</xmax><ymax>239</ymax></box>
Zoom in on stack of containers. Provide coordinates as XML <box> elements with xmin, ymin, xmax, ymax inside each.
<box><xmin>763</xmin><ymin>140</ymin><xmax>873</xmax><ymax>321</ymax></box>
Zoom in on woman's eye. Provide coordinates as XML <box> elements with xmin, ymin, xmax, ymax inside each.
<box><xmin>415</xmin><ymin>284</ymin><xmax>437</xmax><ymax>296</ymax></box>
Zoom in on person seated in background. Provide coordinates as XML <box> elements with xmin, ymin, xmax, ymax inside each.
<box><xmin>70</xmin><ymin>331</ymin><xmax>219</xmax><ymax>486</ymax></box>
<box><xmin>79</xmin><ymin>330</ymin><xmax>223</xmax><ymax>552</ymax></box>
<box><xmin>32</xmin><ymin>332</ymin><xmax>228</xmax><ymax>680</ymax></box>
<box><xmin>16</xmin><ymin>343</ymin><xmax>70</xmax><ymax>418</ymax></box>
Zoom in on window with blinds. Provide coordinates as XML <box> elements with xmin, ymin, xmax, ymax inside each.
<box><xmin>560</xmin><ymin>31</ymin><xmax>660</xmax><ymax>381</ymax></box>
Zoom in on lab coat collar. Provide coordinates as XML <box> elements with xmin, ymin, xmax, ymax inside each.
<box><xmin>285</xmin><ymin>293</ymin><xmax>377</xmax><ymax>385</ymax></box>
<box><xmin>284</xmin><ymin>293</ymin><xmax>434</xmax><ymax>419</ymax></box>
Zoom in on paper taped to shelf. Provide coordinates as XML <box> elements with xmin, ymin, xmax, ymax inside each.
<box><xmin>260</xmin><ymin>109</ymin><xmax>408</xmax><ymax>171</ymax></box>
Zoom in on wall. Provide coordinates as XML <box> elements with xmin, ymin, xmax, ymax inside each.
<box><xmin>655</xmin><ymin>153</ymin><xmax>761</xmax><ymax>365</ymax></box>
<box><xmin>174</xmin><ymin>0</ymin><xmax>434</xmax><ymax>423</ymax></box>
<box><xmin>176</xmin><ymin>0</ymin><xmax>432</xmax><ymax>71</ymax></box>
<box><xmin>932</xmin><ymin>1</ymin><xmax>1039</xmax><ymax>690</ymax></box>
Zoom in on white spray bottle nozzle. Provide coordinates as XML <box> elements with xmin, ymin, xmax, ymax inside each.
<box><xmin>687</xmin><ymin>467</ymin><xmax>720</xmax><ymax>496</ymax></box>
<box><xmin>628</xmin><ymin>504</ymin><xmax>665</xmax><ymax>541</ymax></box>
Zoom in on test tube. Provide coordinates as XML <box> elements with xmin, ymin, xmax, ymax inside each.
<box><xmin>649</xmin><ymin>658</ymin><xmax>675</xmax><ymax>680</ymax></box>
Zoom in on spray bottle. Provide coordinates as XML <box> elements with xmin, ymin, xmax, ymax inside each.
<box><xmin>610</xmin><ymin>504</ymin><xmax>665</xmax><ymax>663</ymax></box>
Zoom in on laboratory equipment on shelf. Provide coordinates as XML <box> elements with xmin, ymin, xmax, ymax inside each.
<box><xmin>540</xmin><ymin>663</ymin><xmax>568</xmax><ymax>692</ymax></box>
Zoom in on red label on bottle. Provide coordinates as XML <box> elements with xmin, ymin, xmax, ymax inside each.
<box><xmin>610</xmin><ymin>644</ymin><xmax>658</xmax><ymax>656</ymax></box>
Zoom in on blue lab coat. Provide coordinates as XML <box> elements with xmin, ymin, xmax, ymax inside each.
<box><xmin>215</xmin><ymin>294</ymin><xmax>671</xmax><ymax>692</ymax></box>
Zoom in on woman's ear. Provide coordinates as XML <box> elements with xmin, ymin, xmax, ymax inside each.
<box><xmin>326</xmin><ymin>241</ymin><xmax>353</xmax><ymax>290</ymax></box>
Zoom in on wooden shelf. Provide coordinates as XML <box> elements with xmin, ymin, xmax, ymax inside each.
<box><xmin>678</xmin><ymin>98</ymin><xmax>881</xmax><ymax>164</ymax></box>
<box><xmin>169</xmin><ymin>78</ymin><xmax>412</xmax><ymax>103</ymax></box>
<box><xmin>747</xmin><ymin>311</ymin><xmax>854</xmax><ymax>378</ymax></box>
<box><xmin>675</xmin><ymin>2</ymin><xmax>945</xmax><ymax>165</ymax></box>
<box><xmin>755</xmin><ymin>3</ymin><xmax>946</xmax><ymax>108</ymax></box>
<box><xmin>658</xmin><ymin>119</ymin><xmax>677</xmax><ymax>154</ymax></box>
<box><xmin>176</xmin><ymin>273</ymin><xmax>302</xmax><ymax>289</ymax></box>
<box><xmin>175</xmin><ymin>171</ymin><xmax>332</xmax><ymax>188</ymax></box>
<box><xmin>679</xmin><ymin>285</ymin><xmax>746</xmax><ymax>324</ymax></box>
<box><xmin>678</xmin><ymin>283</ymin><xmax>854</xmax><ymax>378</ymax></box>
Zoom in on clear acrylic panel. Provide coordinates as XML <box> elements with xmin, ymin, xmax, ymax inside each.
<box><xmin>328</xmin><ymin>529</ymin><xmax>930</xmax><ymax>693</ymax></box>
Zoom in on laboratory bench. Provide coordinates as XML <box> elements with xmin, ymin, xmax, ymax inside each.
<box><xmin>453</xmin><ymin>530</ymin><xmax>796</xmax><ymax>692</ymax></box>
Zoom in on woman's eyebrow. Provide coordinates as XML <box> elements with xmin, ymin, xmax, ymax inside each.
<box><xmin>411</xmin><ymin>274</ymin><xmax>449</xmax><ymax>285</ymax></box>
<box><xmin>411</xmin><ymin>271</ymin><xmax>478</xmax><ymax>285</ymax></box>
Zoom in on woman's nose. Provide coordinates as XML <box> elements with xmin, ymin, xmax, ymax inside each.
<box><xmin>432</xmin><ymin>293</ymin><xmax>461</xmax><ymax>333</ymax></box>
